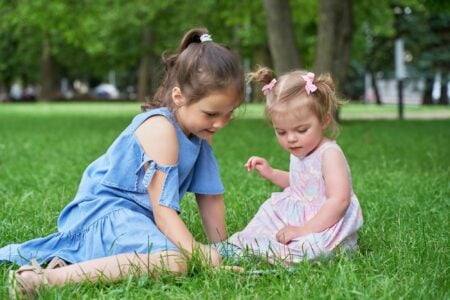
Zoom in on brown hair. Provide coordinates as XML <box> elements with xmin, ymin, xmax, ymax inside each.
<box><xmin>248</xmin><ymin>66</ymin><xmax>343</xmax><ymax>138</ymax></box>
<box><xmin>142</xmin><ymin>28</ymin><xmax>245</xmax><ymax>111</ymax></box>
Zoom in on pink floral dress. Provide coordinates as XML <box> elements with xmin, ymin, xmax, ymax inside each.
<box><xmin>227</xmin><ymin>141</ymin><xmax>363</xmax><ymax>264</ymax></box>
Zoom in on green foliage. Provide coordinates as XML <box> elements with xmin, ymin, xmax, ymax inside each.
<box><xmin>0</xmin><ymin>103</ymin><xmax>448</xmax><ymax>298</ymax></box>
<box><xmin>347</xmin><ymin>0</ymin><xmax>449</xmax><ymax>99</ymax></box>
<box><xmin>0</xmin><ymin>0</ymin><xmax>447</xmax><ymax>99</ymax></box>
<box><xmin>291</xmin><ymin>0</ymin><xmax>318</xmax><ymax>69</ymax></box>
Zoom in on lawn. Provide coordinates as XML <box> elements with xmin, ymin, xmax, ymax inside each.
<box><xmin>0</xmin><ymin>102</ymin><xmax>448</xmax><ymax>299</ymax></box>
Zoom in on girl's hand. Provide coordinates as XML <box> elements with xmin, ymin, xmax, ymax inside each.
<box><xmin>244</xmin><ymin>156</ymin><xmax>272</xmax><ymax>179</ymax></box>
<box><xmin>214</xmin><ymin>265</ymin><xmax>245</xmax><ymax>273</ymax></box>
<box><xmin>245</xmin><ymin>156</ymin><xmax>290</xmax><ymax>189</ymax></box>
<box><xmin>198</xmin><ymin>243</ymin><xmax>222</xmax><ymax>267</ymax></box>
<box><xmin>276</xmin><ymin>225</ymin><xmax>309</xmax><ymax>244</ymax></box>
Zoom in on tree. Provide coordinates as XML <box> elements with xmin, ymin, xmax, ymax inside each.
<box><xmin>416</xmin><ymin>12</ymin><xmax>450</xmax><ymax>105</ymax></box>
<box><xmin>0</xmin><ymin>1</ymin><xmax>113</xmax><ymax>100</ymax></box>
<box><xmin>262</xmin><ymin>0</ymin><xmax>301</xmax><ymax>74</ymax></box>
<box><xmin>1</xmin><ymin>0</ymin><xmax>444</xmax><ymax>105</ymax></box>
<box><xmin>314</xmin><ymin>0</ymin><xmax>353</xmax><ymax>94</ymax></box>
<box><xmin>0</xmin><ymin>1</ymin><xmax>58</xmax><ymax>100</ymax></box>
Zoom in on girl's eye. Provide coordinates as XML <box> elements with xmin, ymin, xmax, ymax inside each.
<box><xmin>204</xmin><ymin>112</ymin><xmax>218</xmax><ymax>117</ymax></box>
<box><xmin>298</xmin><ymin>128</ymin><xmax>308</xmax><ymax>134</ymax></box>
<box><xmin>276</xmin><ymin>131</ymin><xmax>286</xmax><ymax>136</ymax></box>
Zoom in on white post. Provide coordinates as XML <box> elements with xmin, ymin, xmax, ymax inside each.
<box><xmin>108</xmin><ymin>71</ymin><xmax>116</xmax><ymax>86</ymax></box>
<box><xmin>395</xmin><ymin>39</ymin><xmax>406</xmax><ymax>80</ymax></box>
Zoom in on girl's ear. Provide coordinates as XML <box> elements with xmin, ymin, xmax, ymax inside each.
<box><xmin>172</xmin><ymin>87</ymin><xmax>186</xmax><ymax>107</ymax></box>
<box><xmin>322</xmin><ymin>113</ymin><xmax>331</xmax><ymax>129</ymax></box>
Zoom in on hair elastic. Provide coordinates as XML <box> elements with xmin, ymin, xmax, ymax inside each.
<box><xmin>200</xmin><ymin>34</ymin><xmax>213</xmax><ymax>42</ymax></box>
<box><xmin>262</xmin><ymin>79</ymin><xmax>277</xmax><ymax>96</ymax></box>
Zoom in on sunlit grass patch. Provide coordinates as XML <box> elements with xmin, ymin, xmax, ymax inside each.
<box><xmin>0</xmin><ymin>103</ymin><xmax>448</xmax><ymax>299</ymax></box>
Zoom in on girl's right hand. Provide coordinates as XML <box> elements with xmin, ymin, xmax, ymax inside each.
<box><xmin>198</xmin><ymin>243</ymin><xmax>222</xmax><ymax>267</ymax></box>
<box><xmin>244</xmin><ymin>156</ymin><xmax>272</xmax><ymax>179</ymax></box>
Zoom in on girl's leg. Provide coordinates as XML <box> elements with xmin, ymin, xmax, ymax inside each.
<box><xmin>21</xmin><ymin>250</ymin><xmax>186</xmax><ymax>288</ymax></box>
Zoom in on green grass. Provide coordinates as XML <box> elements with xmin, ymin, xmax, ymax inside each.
<box><xmin>0</xmin><ymin>103</ymin><xmax>449</xmax><ymax>299</ymax></box>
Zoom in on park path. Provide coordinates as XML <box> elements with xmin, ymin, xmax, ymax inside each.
<box><xmin>341</xmin><ymin>111</ymin><xmax>450</xmax><ymax>120</ymax></box>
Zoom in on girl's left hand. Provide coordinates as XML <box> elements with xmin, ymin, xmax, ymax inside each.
<box><xmin>276</xmin><ymin>225</ymin><xmax>308</xmax><ymax>244</ymax></box>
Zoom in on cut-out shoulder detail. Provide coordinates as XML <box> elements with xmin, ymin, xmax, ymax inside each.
<box><xmin>141</xmin><ymin>160</ymin><xmax>181</xmax><ymax>211</ymax></box>
<box><xmin>135</xmin><ymin>116</ymin><xmax>179</xmax><ymax>166</ymax></box>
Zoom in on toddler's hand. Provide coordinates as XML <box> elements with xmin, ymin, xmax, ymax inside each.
<box><xmin>276</xmin><ymin>225</ymin><xmax>308</xmax><ymax>244</ymax></box>
<box><xmin>244</xmin><ymin>156</ymin><xmax>272</xmax><ymax>178</ymax></box>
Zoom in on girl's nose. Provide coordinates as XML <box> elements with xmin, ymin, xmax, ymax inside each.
<box><xmin>213</xmin><ymin>116</ymin><xmax>230</xmax><ymax>129</ymax></box>
<box><xmin>287</xmin><ymin>132</ymin><xmax>297</xmax><ymax>143</ymax></box>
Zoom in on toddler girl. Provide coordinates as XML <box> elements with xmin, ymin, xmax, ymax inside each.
<box><xmin>226</xmin><ymin>67</ymin><xmax>363</xmax><ymax>264</ymax></box>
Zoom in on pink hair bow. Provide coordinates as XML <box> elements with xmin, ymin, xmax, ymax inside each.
<box><xmin>302</xmin><ymin>72</ymin><xmax>317</xmax><ymax>95</ymax></box>
<box><xmin>262</xmin><ymin>79</ymin><xmax>277</xmax><ymax>96</ymax></box>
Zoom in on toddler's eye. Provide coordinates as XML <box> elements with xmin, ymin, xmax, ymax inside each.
<box><xmin>298</xmin><ymin>129</ymin><xmax>307</xmax><ymax>134</ymax></box>
<box><xmin>276</xmin><ymin>131</ymin><xmax>286</xmax><ymax>136</ymax></box>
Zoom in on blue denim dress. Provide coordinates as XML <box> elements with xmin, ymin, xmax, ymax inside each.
<box><xmin>0</xmin><ymin>107</ymin><xmax>224</xmax><ymax>266</ymax></box>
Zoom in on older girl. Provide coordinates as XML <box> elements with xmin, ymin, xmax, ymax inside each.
<box><xmin>3</xmin><ymin>28</ymin><xmax>245</xmax><ymax>298</ymax></box>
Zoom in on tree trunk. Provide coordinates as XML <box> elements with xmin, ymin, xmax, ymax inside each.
<box><xmin>39</xmin><ymin>35</ymin><xmax>56</xmax><ymax>101</ymax></box>
<box><xmin>0</xmin><ymin>83</ymin><xmax>6</xmax><ymax>102</ymax></box>
<box><xmin>439</xmin><ymin>71</ymin><xmax>448</xmax><ymax>105</ymax></box>
<box><xmin>262</xmin><ymin>0</ymin><xmax>300</xmax><ymax>74</ymax></box>
<box><xmin>370</xmin><ymin>71</ymin><xmax>383</xmax><ymax>105</ymax></box>
<box><xmin>333</xmin><ymin>0</ymin><xmax>352</xmax><ymax>92</ymax></box>
<box><xmin>137</xmin><ymin>27</ymin><xmax>153</xmax><ymax>102</ymax></box>
<box><xmin>314</xmin><ymin>0</ymin><xmax>353</xmax><ymax>94</ymax></box>
<box><xmin>422</xmin><ymin>76</ymin><xmax>434</xmax><ymax>105</ymax></box>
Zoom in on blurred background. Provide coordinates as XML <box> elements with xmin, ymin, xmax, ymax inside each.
<box><xmin>0</xmin><ymin>0</ymin><xmax>448</xmax><ymax>106</ymax></box>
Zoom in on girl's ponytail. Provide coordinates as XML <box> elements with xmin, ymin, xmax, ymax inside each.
<box><xmin>247</xmin><ymin>66</ymin><xmax>274</xmax><ymax>86</ymax></box>
<box><xmin>177</xmin><ymin>28</ymin><xmax>209</xmax><ymax>52</ymax></box>
<box><xmin>314</xmin><ymin>73</ymin><xmax>343</xmax><ymax>138</ymax></box>
<box><xmin>143</xmin><ymin>28</ymin><xmax>210</xmax><ymax>110</ymax></box>
<box><xmin>143</xmin><ymin>28</ymin><xmax>244</xmax><ymax>111</ymax></box>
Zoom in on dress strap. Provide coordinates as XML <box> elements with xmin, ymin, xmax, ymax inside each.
<box><xmin>140</xmin><ymin>158</ymin><xmax>181</xmax><ymax>212</ymax></box>
<box><xmin>318</xmin><ymin>140</ymin><xmax>341</xmax><ymax>153</ymax></box>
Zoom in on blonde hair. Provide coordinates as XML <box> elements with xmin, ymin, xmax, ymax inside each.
<box><xmin>248</xmin><ymin>66</ymin><xmax>343</xmax><ymax>138</ymax></box>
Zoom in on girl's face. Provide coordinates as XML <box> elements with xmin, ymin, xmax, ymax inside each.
<box><xmin>272</xmin><ymin>106</ymin><xmax>329</xmax><ymax>158</ymax></box>
<box><xmin>173</xmin><ymin>87</ymin><xmax>238</xmax><ymax>141</ymax></box>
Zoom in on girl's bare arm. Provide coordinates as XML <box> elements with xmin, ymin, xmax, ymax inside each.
<box><xmin>136</xmin><ymin>117</ymin><xmax>221</xmax><ymax>265</ymax></box>
<box><xmin>195</xmin><ymin>193</ymin><xmax>227</xmax><ymax>243</ymax></box>
<box><xmin>300</xmin><ymin>148</ymin><xmax>351</xmax><ymax>233</ymax></box>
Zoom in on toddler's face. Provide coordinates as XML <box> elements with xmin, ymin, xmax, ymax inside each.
<box><xmin>272</xmin><ymin>108</ymin><xmax>326</xmax><ymax>158</ymax></box>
